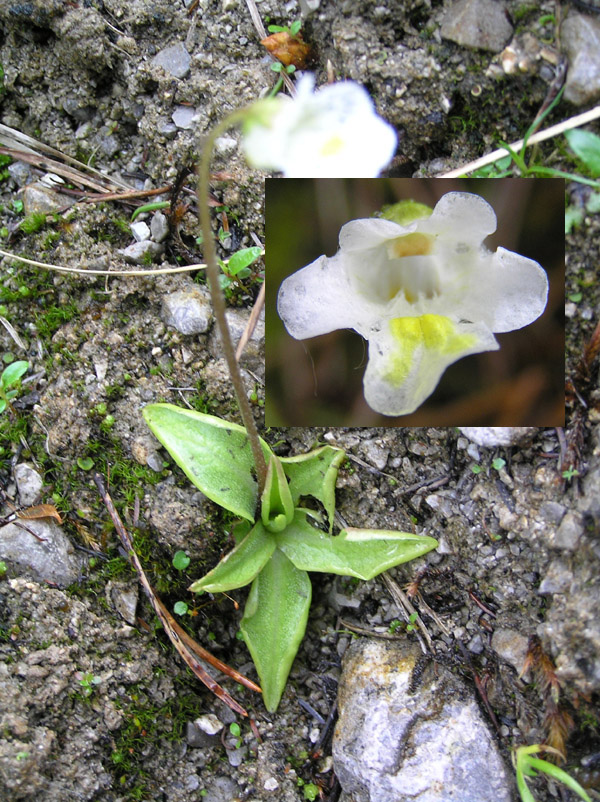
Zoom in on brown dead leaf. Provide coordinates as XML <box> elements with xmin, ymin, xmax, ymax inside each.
<box><xmin>260</xmin><ymin>31</ymin><xmax>312</xmax><ymax>69</ymax></box>
<box><xmin>17</xmin><ymin>504</ymin><xmax>63</xmax><ymax>525</ymax></box>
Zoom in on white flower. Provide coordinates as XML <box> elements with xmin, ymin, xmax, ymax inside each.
<box><xmin>277</xmin><ymin>192</ymin><xmax>549</xmax><ymax>416</ymax></box>
<box><xmin>242</xmin><ymin>75</ymin><xmax>397</xmax><ymax>177</ymax></box>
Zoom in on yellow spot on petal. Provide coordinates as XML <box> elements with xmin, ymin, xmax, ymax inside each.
<box><xmin>320</xmin><ymin>135</ymin><xmax>345</xmax><ymax>156</ymax></box>
<box><xmin>384</xmin><ymin>314</ymin><xmax>477</xmax><ymax>386</ymax></box>
<box><xmin>387</xmin><ymin>232</ymin><xmax>434</xmax><ymax>259</ymax></box>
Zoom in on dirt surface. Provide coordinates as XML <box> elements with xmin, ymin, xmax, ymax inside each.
<box><xmin>0</xmin><ymin>1</ymin><xmax>598</xmax><ymax>801</ymax></box>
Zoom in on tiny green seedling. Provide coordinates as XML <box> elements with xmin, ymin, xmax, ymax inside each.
<box><xmin>0</xmin><ymin>360</ymin><xmax>29</xmax><ymax>413</ymax></box>
<box><xmin>77</xmin><ymin>457</ymin><xmax>94</xmax><ymax>471</ymax></box>
<box><xmin>0</xmin><ymin>560</ymin><xmax>7</xmax><ymax>577</ymax></box>
<box><xmin>173</xmin><ymin>601</ymin><xmax>189</xmax><ymax>616</ymax></box>
<box><xmin>229</xmin><ymin>721</ymin><xmax>242</xmax><ymax>748</ymax></box>
<box><xmin>143</xmin><ymin>404</ymin><xmax>437</xmax><ymax>711</ymax></box>
<box><xmin>268</xmin><ymin>62</ymin><xmax>296</xmax><ymax>97</ymax></box>
<box><xmin>514</xmin><ymin>744</ymin><xmax>591</xmax><ymax>802</ymax></box>
<box><xmin>172</xmin><ymin>551</ymin><xmax>190</xmax><ymax>571</ymax></box>
<box><xmin>471</xmin><ymin>464</ymin><xmax>483</xmax><ymax>474</ymax></box>
<box><xmin>492</xmin><ymin>457</ymin><xmax>506</xmax><ymax>471</ymax></box>
<box><xmin>406</xmin><ymin>611</ymin><xmax>419</xmax><ymax>633</ymax></box>
<box><xmin>562</xmin><ymin>466</ymin><xmax>580</xmax><ymax>480</ymax></box>
<box><xmin>267</xmin><ymin>19</ymin><xmax>302</xmax><ymax>37</ymax></box>
<box><xmin>78</xmin><ymin>672</ymin><xmax>102</xmax><ymax>697</ymax></box>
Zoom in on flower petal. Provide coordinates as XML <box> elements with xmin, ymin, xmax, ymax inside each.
<box><xmin>452</xmin><ymin>247</ymin><xmax>549</xmax><ymax>332</ymax></box>
<box><xmin>277</xmin><ymin>253</ymin><xmax>373</xmax><ymax>338</ymax></box>
<box><xmin>421</xmin><ymin>191</ymin><xmax>497</xmax><ymax>241</ymax></box>
<box><xmin>363</xmin><ymin>314</ymin><xmax>499</xmax><ymax>415</ymax></box>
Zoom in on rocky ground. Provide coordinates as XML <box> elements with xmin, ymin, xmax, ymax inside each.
<box><xmin>0</xmin><ymin>1</ymin><xmax>599</xmax><ymax>801</ymax></box>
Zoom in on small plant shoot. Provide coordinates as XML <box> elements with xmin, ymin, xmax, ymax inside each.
<box><xmin>0</xmin><ymin>360</ymin><xmax>29</xmax><ymax>413</ymax></box>
<box><xmin>143</xmin><ymin>403</ymin><xmax>437</xmax><ymax>711</ymax></box>
<box><xmin>514</xmin><ymin>745</ymin><xmax>591</xmax><ymax>802</ymax></box>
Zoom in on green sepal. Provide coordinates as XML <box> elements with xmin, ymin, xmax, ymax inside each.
<box><xmin>276</xmin><ymin>511</ymin><xmax>438</xmax><ymax>580</ymax></box>
<box><xmin>189</xmin><ymin>521</ymin><xmax>275</xmax><ymax>594</ymax></box>
<box><xmin>142</xmin><ymin>403</ymin><xmax>273</xmax><ymax>522</ymax></box>
<box><xmin>376</xmin><ymin>199</ymin><xmax>433</xmax><ymax>225</ymax></box>
<box><xmin>240</xmin><ymin>548</ymin><xmax>311</xmax><ymax>712</ymax></box>
<box><xmin>261</xmin><ymin>455</ymin><xmax>294</xmax><ymax>533</ymax></box>
<box><xmin>280</xmin><ymin>446</ymin><xmax>346</xmax><ymax>533</ymax></box>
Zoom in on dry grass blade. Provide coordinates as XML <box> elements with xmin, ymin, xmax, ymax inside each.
<box><xmin>0</xmin><ymin>123</ymin><xmax>132</xmax><ymax>191</ymax></box>
<box><xmin>236</xmin><ymin>280</ymin><xmax>265</xmax><ymax>361</ymax></box>
<box><xmin>17</xmin><ymin>503</ymin><xmax>64</xmax><ymax>524</ymax></box>
<box><xmin>93</xmin><ymin>473</ymin><xmax>261</xmax><ymax>717</ymax></box>
<box><xmin>438</xmin><ymin>104</ymin><xmax>600</xmax><ymax>177</ymax></box>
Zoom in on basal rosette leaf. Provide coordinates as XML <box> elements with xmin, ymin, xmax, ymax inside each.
<box><xmin>276</xmin><ymin>510</ymin><xmax>437</xmax><ymax>580</ymax></box>
<box><xmin>240</xmin><ymin>548</ymin><xmax>311</xmax><ymax>712</ymax></box>
<box><xmin>143</xmin><ymin>403</ymin><xmax>272</xmax><ymax>521</ymax></box>
<box><xmin>279</xmin><ymin>445</ymin><xmax>346</xmax><ymax>532</ymax></box>
<box><xmin>189</xmin><ymin>522</ymin><xmax>275</xmax><ymax>594</ymax></box>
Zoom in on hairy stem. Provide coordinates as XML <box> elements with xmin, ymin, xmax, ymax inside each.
<box><xmin>197</xmin><ymin>111</ymin><xmax>268</xmax><ymax>495</ymax></box>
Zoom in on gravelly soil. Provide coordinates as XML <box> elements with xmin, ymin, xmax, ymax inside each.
<box><xmin>0</xmin><ymin>1</ymin><xmax>598</xmax><ymax>801</ymax></box>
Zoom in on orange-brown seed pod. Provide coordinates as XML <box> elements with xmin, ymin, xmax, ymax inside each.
<box><xmin>260</xmin><ymin>31</ymin><xmax>312</xmax><ymax>69</ymax></box>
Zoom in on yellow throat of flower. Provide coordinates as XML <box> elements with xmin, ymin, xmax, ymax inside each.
<box><xmin>384</xmin><ymin>314</ymin><xmax>476</xmax><ymax>386</ymax></box>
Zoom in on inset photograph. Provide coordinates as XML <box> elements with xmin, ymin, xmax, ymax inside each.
<box><xmin>266</xmin><ymin>178</ymin><xmax>565</xmax><ymax>426</ymax></box>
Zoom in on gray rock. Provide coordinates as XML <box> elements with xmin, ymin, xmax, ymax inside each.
<box><xmin>14</xmin><ymin>463</ymin><xmax>43</xmax><ymax>506</ymax></box>
<box><xmin>161</xmin><ymin>287</ymin><xmax>213</xmax><ymax>335</ymax></box>
<box><xmin>538</xmin><ymin>559</ymin><xmax>573</xmax><ymax>595</ymax></box>
<box><xmin>562</xmin><ymin>13</ymin><xmax>600</xmax><ymax>106</ymax></box>
<box><xmin>491</xmin><ymin>628</ymin><xmax>529</xmax><ymax>674</ymax></box>
<box><xmin>333</xmin><ymin>639</ymin><xmax>513</xmax><ymax>802</ymax></box>
<box><xmin>441</xmin><ymin>0</ymin><xmax>513</xmax><ymax>53</ymax></box>
<box><xmin>459</xmin><ymin>427</ymin><xmax>538</xmax><ymax>447</ymax></box>
<box><xmin>21</xmin><ymin>183</ymin><xmax>63</xmax><ymax>215</ymax></box>
<box><xmin>150</xmin><ymin>211</ymin><xmax>169</xmax><ymax>243</ymax></box>
<box><xmin>0</xmin><ymin>518</ymin><xmax>81</xmax><ymax>587</ymax></box>
<box><xmin>131</xmin><ymin>221</ymin><xmax>150</xmax><ymax>242</ymax></box>
<box><xmin>214</xmin><ymin>135</ymin><xmax>237</xmax><ymax>154</ymax></box>
<box><xmin>172</xmin><ymin>105</ymin><xmax>201</xmax><ymax>129</ymax></box>
<box><xmin>360</xmin><ymin>439</ymin><xmax>389</xmax><ymax>471</ymax></box>
<box><xmin>150</xmin><ymin>42</ymin><xmax>191</xmax><ymax>79</ymax></box>
<box><xmin>553</xmin><ymin>511</ymin><xmax>584</xmax><ymax>551</ymax></box>
<box><xmin>538</xmin><ymin>500</ymin><xmax>566</xmax><ymax>525</ymax></box>
<box><xmin>107</xmin><ymin>581</ymin><xmax>138</xmax><ymax>625</ymax></box>
<box><xmin>117</xmin><ymin>240</ymin><xmax>163</xmax><ymax>265</ymax></box>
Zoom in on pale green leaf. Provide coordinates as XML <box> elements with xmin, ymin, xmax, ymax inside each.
<box><xmin>226</xmin><ymin>246</ymin><xmax>263</xmax><ymax>275</ymax></box>
<box><xmin>261</xmin><ymin>454</ymin><xmax>294</xmax><ymax>533</ymax></box>
<box><xmin>565</xmin><ymin>129</ymin><xmax>600</xmax><ymax>177</ymax></box>
<box><xmin>240</xmin><ymin>548</ymin><xmax>311</xmax><ymax>712</ymax></box>
<box><xmin>143</xmin><ymin>403</ymin><xmax>272</xmax><ymax>521</ymax></box>
<box><xmin>189</xmin><ymin>521</ymin><xmax>275</xmax><ymax>593</ymax></box>
<box><xmin>1</xmin><ymin>360</ymin><xmax>28</xmax><ymax>389</ymax></box>
<box><xmin>280</xmin><ymin>446</ymin><xmax>346</xmax><ymax>532</ymax></box>
<box><xmin>276</xmin><ymin>511</ymin><xmax>438</xmax><ymax>579</ymax></box>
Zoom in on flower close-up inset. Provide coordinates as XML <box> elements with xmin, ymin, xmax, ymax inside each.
<box><xmin>276</xmin><ymin>192</ymin><xmax>549</xmax><ymax>417</ymax></box>
<box><xmin>242</xmin><ymin>74</ymin><xmax>397</xmax><ymax>177</ymax></box>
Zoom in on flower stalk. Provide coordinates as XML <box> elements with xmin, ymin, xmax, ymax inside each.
<box><xmin>197</xmin><ymin>110</ymin><xmax>268</xmax><ymax>495</ymax></box>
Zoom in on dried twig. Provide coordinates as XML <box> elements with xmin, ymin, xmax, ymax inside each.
<box><xmin>236</xmin><ymin>280</ymin><xmax>265</xmax><ymax>361</ymax></box>
<box><xmin>438</xmin><ymin>104</ymin><xmax>600</xmax><ymax>178</ymax></box>
<box><xmin>381</xmin><ymin>572</ymin><xmax>433</xmax><ymax>654</ymax></box>
<box><xmin>93</xmin><ymin>472</ymin><xmax>261</xmax><ymax>717</ymax></box>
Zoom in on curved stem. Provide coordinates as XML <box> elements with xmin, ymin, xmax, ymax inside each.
<box><xmin>197</xmin><ymin>109</ymin><xmax>268</xmax><ymax>495</ymax></box>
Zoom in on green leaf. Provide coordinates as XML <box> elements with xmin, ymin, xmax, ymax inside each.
<box><xmin>226</xmin><ymin>247</ymin><xmax>263</xmax><ymax>276</ymax></box>
<box><xmin>261</xmin><ymin>455</ymin><xmax>294</xmax><ymax>533</ymax></box>
<box><xmin>1</xmin><ymin>360</ymin><xmax>28</xmax><ymax>389</ymax></box>
<box><xmin>172</xmin><ymin>550</ymin><xmax>190</xmax><ymax>571</ymax></box>
<box><xmin>240</xmin><ymin>548</ymin><xmax>311</xmax><ymax>712</ymax></box>
<box><xmin>173</xmin><ymin>601</ymin><xmax>188</xmax><ymax>616</ymax></box>
<box><xmin>143</xmin><ymin>403</ymin><xmax>272</xmax><ymax>521</ymax></box>
<box><xmin>280</xmin><ymin>446</ymin><xmax>346</xmax><ymax>532</ymax></box>
<box><xmin>276</xmin><ymin>511</ymin><xmax>438</xmax><ymax>579</ymax></box>
<box><xmin>189</xmin><ymin>521</ymin><xmax>276</xmax><ymax>594</ymax></box>
<box><xmin>525</xmin><ymin>758</ymin><xmax>591</xmax><ymax>802</ymax></box>
<box><xmin>565</xmin><ymin>128</ymin><xmax>600</xmax><ymax>177</ymax></box>
<box><xmin>290</xmin><ymin>19</ymin><xmax>302</xmax><ymax>36</ymax></box>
